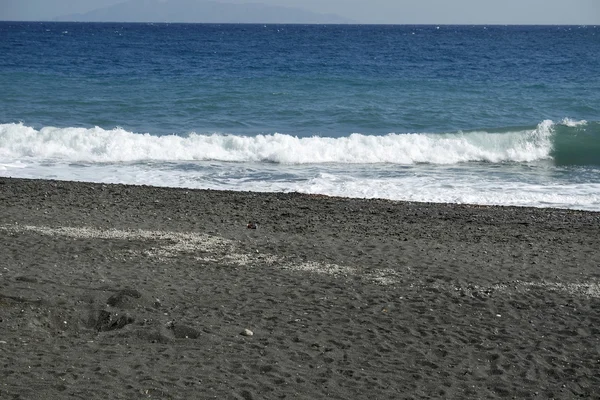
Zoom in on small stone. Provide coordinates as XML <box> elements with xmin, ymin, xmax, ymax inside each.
<box><xmin>241</xmin><ymin>329</ymin><xmax>253</xmax><ymax>336</ymax></box>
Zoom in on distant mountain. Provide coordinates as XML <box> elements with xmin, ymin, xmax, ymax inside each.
<box><xmin>54</xmin><ymin>0</ymin><xmax>353</xmax><ymax>24</ymax></box>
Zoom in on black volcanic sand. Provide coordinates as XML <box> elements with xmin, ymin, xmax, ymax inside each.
<box><xmin>1</xmin><ymin>177</ymin><xmax>599</xmax><ymax>399</ymax></box>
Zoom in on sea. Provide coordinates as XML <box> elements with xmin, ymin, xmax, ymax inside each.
<box><xmin>1</xmin><ymin>22</ymin><xmax>599</xmax><ymax>211</ymax></box>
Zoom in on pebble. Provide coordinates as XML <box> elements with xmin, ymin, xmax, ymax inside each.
<box><xmin>241</xmin><ymin>329</ymin><xmax>254</xmax><ymax>336</ymax></box>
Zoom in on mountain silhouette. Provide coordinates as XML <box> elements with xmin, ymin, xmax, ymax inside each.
<box><xmin>54</xmin><ymin>0</ymin><xmax>352</xmax><ymax>24</ymax></box>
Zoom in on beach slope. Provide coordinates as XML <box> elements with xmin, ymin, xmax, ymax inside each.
<box><xmin>1</xmin><ymin>178</ymin><xmax>599</xmax><ymax>399</ymax></box>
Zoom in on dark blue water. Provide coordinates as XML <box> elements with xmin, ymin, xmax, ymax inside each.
<box><xmin>1</xmin><ymin>22</ymin><xmax>599</xmax><ymax>209</ymax></box>
<box><xmin>2</xmin><ymin>23</ymin><xmax>598</xmax><ymax>135</ymax></box>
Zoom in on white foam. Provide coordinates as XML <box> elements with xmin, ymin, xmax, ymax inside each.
<box><xmin>560</xmin><ymin>118</ymin><xmax>587</xmax><ymax>127</ymax></box>
<box><xmin>0</xmin><ymin>121</ymin><xmax>554</xmax><ymax>165</ymax></box>
<box><xmin>0</xmin><ymin>161</ymin><xmax>27</xmax><ymax>171</ymax></box>
<box><xmin>296</xmin><ymin>170</ymin><xmax>600</xmax><ymax>211</ymax></box>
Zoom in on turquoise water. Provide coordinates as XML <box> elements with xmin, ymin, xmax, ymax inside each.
<box><xmin>1</xmin><ymin>22</ymin><xmax>599</xmax><ymax>210</ymax></box>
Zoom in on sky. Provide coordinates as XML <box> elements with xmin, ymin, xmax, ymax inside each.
<box><xmin>1</xmin><ymin>0</ymin><xmax>599</xmax><ymax>24</ymax></box>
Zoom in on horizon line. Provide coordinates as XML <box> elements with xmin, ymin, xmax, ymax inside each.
<box><xmin>1</xmin><ymin>20</ymin><xmax>597</xmax><ymax>26</ymax></box>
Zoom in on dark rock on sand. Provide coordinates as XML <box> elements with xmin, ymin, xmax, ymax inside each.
<box><xmin>94</xmin><ymin>310</ymin><xmax>134</xmax><ymax>332</ymax></box>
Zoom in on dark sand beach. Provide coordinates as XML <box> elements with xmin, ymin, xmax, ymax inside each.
<box><xmin>1</xmin><ymin>177</ymin><xmax>599</xmax><ymax>399</ymax></box>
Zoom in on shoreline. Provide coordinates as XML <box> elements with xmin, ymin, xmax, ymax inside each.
<box><xmin>1</xmin><ymin>177</ymin><xmax>599</xmax><ymax>399</ymax></box>
<box><xmin>3</xmin><ymin>175</ymin><xmax>600</xmax><ymax>214</ymax></box>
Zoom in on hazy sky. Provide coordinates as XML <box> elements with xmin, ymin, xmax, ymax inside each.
<box><xmin>2</xmin><ymin>0</ymin><xmax>599</xmax><ymax>24</ymax></box>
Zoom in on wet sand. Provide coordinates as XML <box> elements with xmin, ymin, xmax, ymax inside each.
<box><xmin>1</xmin><ymin>177</ymin><xmax>599</xmax><ymax>399</ymax></box>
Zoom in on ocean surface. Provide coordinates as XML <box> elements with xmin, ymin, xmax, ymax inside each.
<box><xmin>1</xmin><ymin>22</ymin><xmax>599</xmax><ymax>210</ymax></box>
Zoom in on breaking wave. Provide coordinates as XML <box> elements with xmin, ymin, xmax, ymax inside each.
<box><xmin>0</xmin><ymin>119</ymin><xmax>597</xmax><ymax>166</ymax></box>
